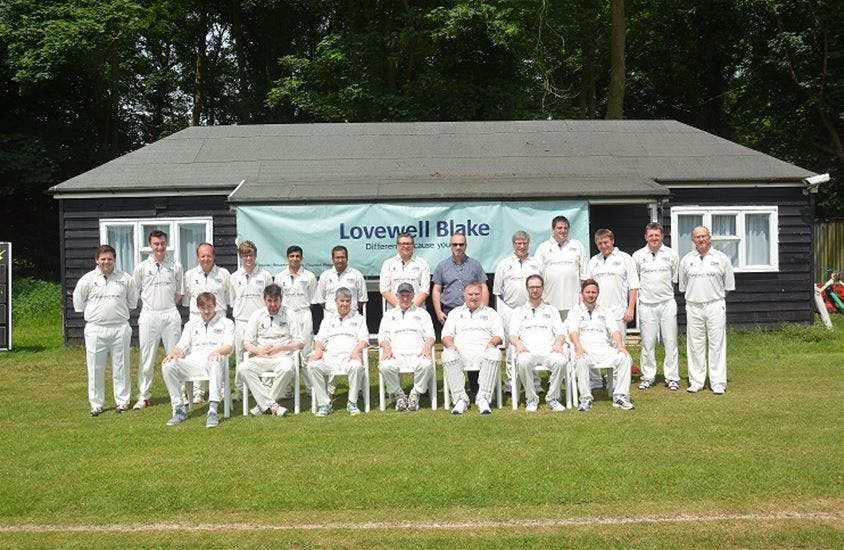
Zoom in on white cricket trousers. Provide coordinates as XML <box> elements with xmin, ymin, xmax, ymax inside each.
<box><xmin>516</xmin><ymin>351</ymin><xmax>567</xmax><ymax>403</ymax></box>
<box><xmin>308</xmin><ymin>354</ymin><xmax>365</xmax><ymax>408</ymax></box>
<box><xmin>137</xmin><ymin>308</ymin><xmax>181</xmax><ymax>400</ymax></box>
<box><xmin>287</xmin><ymin>308</ymin><xmax>314</xmax><ymax>390</ymax></box>
<box><xmin>379</xmin><ymin>353</ymin><xmax>434</xmax><ymax>397</ymax></box>
<box><xmin>442</xmin><ymin>347</ymin><xmax>501</xmax><ymax>405</ymax></box>
<box><xmin>575</xmin><ymin>346</ymin><xmax>632</xmax><ymax>404</ymax></box>
<box><xmin>162</xmin><ymin>354</ymin><xmax>225</xmax><ymax>410</ymax></box>
<box><xmin>638</xmin><ymin>299</ymin><xmax>679</xmax><ymax>383</ymax></box>
<box><xmin>685</xmin><ymin>299</ymin><xmax>728</xmax><ymax>391</ymax></box>
<box><xmin>84</xmin><ymin>322</ymin><xmax>132</xmax><ymax>409</ymax></box>
<box><xmin>236</xmin><ymin>354</ymin><xmax>296</xmax><ymax>410</ymax></box>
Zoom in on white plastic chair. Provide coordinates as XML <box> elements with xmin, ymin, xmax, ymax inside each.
<box><xmin>442</xmin><ymin>351</ymin><xmax>503</xmax><ymax>410</ymax></box>
<box><xmin>310</xmin><ymin>347</ymin><xmax>371</xmax><ymax>413</ymax></box>
<box><xmin>510</xmin><ymin>344</ymin><xmax>577</xmax><ymax>410</ymax></box>
<box><xmin>186</xmin><ymin>355</ymin><xmax>232</xmax><ymax>418</ymax></box>
<box><xmin>377</xmin><ymin>352</ymin><xmax>438</xmax><ymax>411</ymax></box>
<box><xmin>567</xmin><ymin>347</ymin><xmax>615</xmax><ymax>406</ymax></box>
<box><xmin>241</xmin><ymin>352</ymin><xmax>302</xmax><ymax>416</ymax></box>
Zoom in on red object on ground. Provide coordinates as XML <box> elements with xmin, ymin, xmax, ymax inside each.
<box><xmin>631</xmin><ymin>364</ymin><xmax>641</xmax><ymax>376</ymax></box>
<box><xmin>817</xmin><ymin>282</ymin><xmax>844</xmax><ymax>312</ymax></box>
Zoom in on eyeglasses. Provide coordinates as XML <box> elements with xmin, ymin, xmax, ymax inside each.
<box><xmin>450</xmin><ymin>243</ymin><xmax>466</xmax><ymax>247</ymax></box>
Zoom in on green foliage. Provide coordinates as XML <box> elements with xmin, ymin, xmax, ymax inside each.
<box><xmin>11</xmin><ymin>277</ymin><xmax>61</xmax><ymax>322</ymax></box>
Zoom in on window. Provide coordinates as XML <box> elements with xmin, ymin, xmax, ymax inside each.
<box><xmin>670</xmin><ymin>206</ymin><xmax>778</xmax><ymax>272</ymax></box>
<box><xmin>99</xmin><ymin>217</ymin><xmax>213</xmax><ymax>273</ymax></box>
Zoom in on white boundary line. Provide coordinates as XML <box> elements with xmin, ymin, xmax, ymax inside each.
<box><xmin>1</xmin><ymin>511</ymin><xmax>841</xmax><ymax>533</ymax></box>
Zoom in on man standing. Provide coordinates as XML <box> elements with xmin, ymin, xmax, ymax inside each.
<box><xmin>441</xmin><ymin>282</ymin><xmax>504</xmax><ymax>415</ymax></box>
<box><xmin>132</xmin><ymin>230</ymin><xmax>183</xmax><ymax>410</ymax></box>
<box><xmin>378</xmin><ymin>283</ymin><xmax>436</xmax><ymax>412</ymax></box>
<box><xmin>433</xmin><ymin>232</ymin><xmax>488</xmax><ymax>394</ymax></box>
<box><xmin>587</xmin><ymin>228</ymin><xmax>639</xmax><ymax>337</ymax></box>
<box><xmin>493</xmin><ymin>230</ymin><xmax>541</xmax><ymax>392</ymax></box>
<box><xmin>73</xmin><ymin>245</ymin><xmax>138</xmax><ymax>416</ymax></box>
<box><xmin>162</xmin><ymin>292</ymin><xmax>234</xmax><ymax>428</ymax></box>
<box><xmin>275</xmin><ymin>245</ymin><xmax>317</xmax><ymax>364</ymax></box>
<box><xmin>228</xmin><ymin>240</ymin><xmax>273</xmax><ymax>367</ymax></box>
<box><xmin>308</xmin><ymin>288</ymin><xmax>370</xmax><ymax>416</ymax></box>
<box><xmin>632</xmin><ymin>222</ymin><xmax>680</xmax><ymax>391</ymax></box>
<box><xmin>237</xmin><ymin>284</ymin><xmax>303</xmax><ymax>417</ymax></box>
<box><xmin>182</xmin><ymin>242</ymin><xmax>231</xmax><ymax>403</ymax></box>
<box><xmin>315</xmin><ymin>245</ymin><xmax>368</xmax><ymax>315</ymax></box>
<box><xmin>678</xmin><ymin>225</ymin><xmax>735</xmax><ymax>394</ymax></box>
<box><xmin>509</xmin><ymin>275</ymin><xmax>569</xmax><ymax>413</ymax></box>
<box><xmin>568</xmin><ymin>279</ymin><xmax>635</xmax><ymax>412</ymax></box>
<box><xmin>534</xmin><ymin>215</ymin><xmax>588</xmax><ymax>322</ymax></box>
<box><xmin>380</xmin><ymin>233</ymin><xmax>430</xmax><ymax>310</ymax></box>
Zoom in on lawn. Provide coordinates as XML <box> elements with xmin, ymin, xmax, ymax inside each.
<box><xmin>0</xmin><ymin>295</ymin><xmax>842</xmax><ymax>548</ymax></box>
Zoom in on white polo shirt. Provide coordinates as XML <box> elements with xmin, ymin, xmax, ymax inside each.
<box><xmin>587</xmin><ymin>247</ymin><xmax>640</xmax><ymax>315</ymax></box>
<box><xmin>679</xmin><ymin>248</ymin><xmax>735</xmax><ymax>303</ymax></box>
<box><xmin>441</xmin><ymin>304</ymin><xmax>504</xmax><ymax>357</ymax></box>
<box><xmin>183</xmin><ymin>264</ymin><xmax>231</xmax><ymax>317</ymax></box>
<box><xmin>244</xmin><ymin>307</ymin><xmax>300</xmax><ymax>348</ymax></box>
<box><xmin>632</xmin><ymin>244</ymin><xmax>679</xmax><ymax>304</ymax></box>
<box><xmin>73</xmin><ymin>267</ymin><xmax>138</xmax><ymax>325</ymax></box>
<box><xmin>566</xmin><ymin>303</ymin><xmax>618</xmax><ymax>350</ymax></box>
<box><xmin>315</xmin><ymin>267</ymin><xmax>368</xmax><ymax>313</ymax></box>
<box><xmin>509</xmin><ymin>302</ymin><xmax>566</xmax><ymax>354</ymax></box>
<box><xmin>535</xmin><ymin>237</ymin><xmax>588</xmax><ymax>311</ymax></box>
<box><xmin>228</xmin><ymin>266</ymin><xmax>273</xmax><ymax>321</ymax></box>
<box><xmin>492</xmin><ymin>254</ymin><xmax>542</xmax><ymax>309</ymax></box>
<box><xmin>132</xmin><ymin>256</ymin><xmax>183</xmax><ymax>312</ymax></box>
<box><xmin>379</xmin><ymin>254</ymin><xmax>431</xmax><ymax>298</ymax></box>
<box><xmin>275</xmin><ymin>267</ymin><xmax>317</xmax><ymax>312</ymax></box>
<box><xmin>377</xmin><ymin>305</ymin><xmax>435</xmax><ymax>355</ymax></box>
<box><xmin>176</xmin><ymin>313</ymin><xmax>235</xmax><ymax>358</ymax></box>
<box><xmin>314</xmin><ymin>310</ymin><xmax>369</xmax><ymax>355</ymax></box>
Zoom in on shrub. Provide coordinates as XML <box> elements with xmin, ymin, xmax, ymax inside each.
<box><xmin>11</xmin><ymin>277</ymin><xmax>61</xmax><ymax>322</ymax></box>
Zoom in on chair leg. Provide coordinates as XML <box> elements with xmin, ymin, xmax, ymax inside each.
<box><xmin>378</xmin><ymin>372</ymin><xmax>386</xmax><ymax>412</ymax></box>
<box><xmin>443</xmin><ymin>369</ymin><xmax>450</xmax><ymax>410</ymax></box>
<box><xmin>223</xmin><ymin>370</ymin><xmax>231</xmax><ymax>418</ymax></box>
<box><xmin>294</xmin><ymin>364</ymin><xmax>300</xmax><ymax>415</ymax></box>
<box><xmin>511</xmin><ymin>366</ymin><xmax>519</xmax><ymax>410</ymax></box>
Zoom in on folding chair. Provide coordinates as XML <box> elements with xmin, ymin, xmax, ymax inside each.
<box><xmin>185</xmin><ymin>355</ymin><xmax>232</xmax><ymax>418</ymax></box>
<box><xmin>241</xmin><ymin>352</ymin><xmax>302</xmax><ymax>415</ymax></box>
<box><xmin>442</xmin><ymin>352</ymin><xmax>503</xmax><ymax>410</ymax></box>
<box><xmin>311</xmin><ymin>347</ymin><xmax>371</xmax><ymax>413</ymax></box>
<box><xmin>377</xmin><ymin>353</ymin><xmax>438</xmax><ymax>411</ymax></box>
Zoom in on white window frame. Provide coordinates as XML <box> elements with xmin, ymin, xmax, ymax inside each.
<box><xmin>671</xmin><ymin>206</ymin><xmax>778</xmax><ymax>272</ymax></box>
<box><xmin>99</xmin><ymin>217</ymin><xmax>213</xmax><ymax>272</ymax></box>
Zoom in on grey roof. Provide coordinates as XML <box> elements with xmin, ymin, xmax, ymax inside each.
<box><xmin>49</xmin><ymin>120</ymin><xmax>816</xmax><ymax>201</ymax></box>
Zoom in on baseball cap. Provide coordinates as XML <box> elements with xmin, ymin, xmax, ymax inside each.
<box><xmin>396</xmin><ymin>282</ymin><xmax>414</xmax><ymax>294</ymax></box>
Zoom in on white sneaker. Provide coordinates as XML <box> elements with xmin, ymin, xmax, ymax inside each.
<box><xmin>132</xmin><ymin>399</ymin><xmax>151</xmax><ymax>410</ymax></box>
<box><xmin>451</xmin><ymin>399</ymin><xmax>469</xmax><ymax>415</ymax></box>
<box><xmin>525</xmin><ymin>399</ymin><xmax>539</xmax><ymax>413</ymax></box>
<box><xmin>477</xmin><ymin>397</ymin><xmax>492</xmax><ymax>415</ymax></box>
<box><xmin>548</xmin><ymin>399</ymin><xmax>566</xmax><ymax>412</ymax></box>
<box><xmin>270</xmin><ymin>403</ymin><xmax>288</xmax><ymax>417</ymax></box>
<box><xmin>205</xmin><ymin>410</ymin><xmax>219</xmax><ymax>428</ymax></box>
<box><xmin>612</xmin><ymin>395</ymin><xmax>636</xmax><ymax>410</ymax></box>
<box><xmin>315</xmin><ymin>405</ymin><xmax>332</xmax><ymax>417</ymax></box>
<box><xmin>687</xmin><ymin>384</ymin><xmax>703</xmax><ymax>393</ymax></box>
<box><xmin>712</xmin><ymin>386</ymin><xmax>726</xmax><ymax>395</ymax></box>
<box><xmin>166</xmin><ymin>406</ymin><xmax>188</xmax><ymax>426</ymax></box>
<box><xmin>249</xmin><ymin>405</ymin><xmax>262</xmax><ymax>416</ymax></box>
<box><xmin>638</xmin><ymin>378</ymin><xmax>654</xmax><ymax>390</ymax></box>
<box><xmin>346</xmin><ymin>401</ymin><xmax>361</xmax><ymax>416</ymax></box>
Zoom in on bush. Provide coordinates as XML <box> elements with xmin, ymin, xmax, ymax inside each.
<box><xmin>12</xmin><ymin>277</ymin><xmax>61</xmax><ymax>322</ymax></box>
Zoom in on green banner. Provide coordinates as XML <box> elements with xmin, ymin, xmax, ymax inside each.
<box><xmin>235</xmin><ymin>200</ymin><xmax>588</xmax><ymax>276</ymax></box>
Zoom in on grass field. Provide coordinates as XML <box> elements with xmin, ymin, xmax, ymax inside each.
<box><xmin>0</xmin><ymin>286</ymin><xmax>842</xmax><ymax>548</ymax></box>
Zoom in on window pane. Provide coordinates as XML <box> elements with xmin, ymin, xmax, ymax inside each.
<box><xmin>713</xmin><ymin>239</ymin><xmax>738</xmax><ymax>265</ymax></box>
<box><xmin>106</xmin><ymin>226</ymin><xmax>135</xmax><ymax>274</ymax></box>
<box><xmin>677</xmin><ymin>214</ymin><xmax>703</xmax><ymax>257</ymax></box>
<box><xmin>712</xmin><ymin>214</ymin><xmax>736</xmax><ymax>236</ymax></box>
<box><xmin>746</xmin><ymin>213</ymin><xmax>771</xmax><ymax>265</ymax></box>
<box><xmin>179</xmin><ymin>223</ymin><xmax>206</xmax><ymax>268</ymax></box>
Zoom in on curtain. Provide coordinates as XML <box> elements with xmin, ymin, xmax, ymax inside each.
<box><xmin>106</xmin><ymin>225</ymin><xmax>135</xmax><ymax>274</ymax></box>
<box><xmin>676</xmin><ymin>214</ymin><xmax>703</xmax><ymax>257</ymax></box>
<box><xmin>179</xmin><ymin>223</ymin><xmax>206</xmax><ymax>269</ymax></box>
<box><xmin>745</xmin><ymin>213</ymin><xmax>770</xmax><ymax>265</ymax></box>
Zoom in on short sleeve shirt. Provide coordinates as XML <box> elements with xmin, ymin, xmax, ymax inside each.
<box><xmin>133</xmin><ymin>256</ymin><xmax>183</xmax><ymax>312</ymax></box>
<box><xmin>377</xmin><ymin>305</ymin><xmax>435</xmax><ymax>355</ymax></box>
<box><xmin>566</xmin><ymin>303</ymin><xmax>618</xmax><ymax>350</ymax></box>
<box><xmin>632</xmin><ymin>245</ymin><xmax>679</xmax><ymax>304</ymax></box>
<box><xmin>275</xmin><ymin>267</ymin><xmax>317</xmax><ymax>312</ymax></box>
<box><xmin>587</xmin><ymin>247</ymin><xmax>640</xmax><ymax>316</ymax></box>
<box><xmin>315</xmin><ymin>267</ymin><xmax>368</xmax><ymax>312</ymax></box>
<box><xmin>314</xmin><ymin>310</ymin><xmax>369</xmax><ymax>354</ymax></box>
<box><xmin>492</xmin><ymin>254</ymin><xmax>542</xmax><ymax>309</ymax></box>
<box><xmin>509</xmin><ymin>302</ymin><xmax>566</xmax><ymax>354</ymax></box>
<box><xmin>244</xmin><ymin>307</ymin><xmax>300</xmax><ymax>348</ymax></box>
<box><xmin>441</xmin><ymin>304</ymin><xmax>504</xmax><ymax>357</ymax></box>
<box><xmin>535</xmin><ymin>237</ymin><xmax>588</xmax><ymax>311</ymax></box>
<box><xmin>379</xmin><ymin>255</ymin><xmax>431</xmax><ymax>299</ymax></box>
<box><xmin>678</xmin><ymin>248</ymin><xmax>735</xmax><ymax>303</ymax></box>
<box><xmin>228</xmin><ymin>266</ymin><xmax>273</xmax><ymax>321</ymax></box>
<box><xmin>183</xmin><ymin>264</ymin><xmax>231</xmax><ymax>316</ymax></box>
<box><xmin>433</xmin><ymin>255</ymin><xmax>487</xmax><ymax>311</ymax></box>
<box><xmin>176</xmin><ymin>314</ymin><xmax>235</xmax><ymax>358</ymax></box>
<box><xmin>73</xmin><ymin>267</ymin><xmax>138</xmax><ymax>324</ymax></box>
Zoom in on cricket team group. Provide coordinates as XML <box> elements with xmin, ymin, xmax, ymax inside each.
<box><xmin>73</xmin><ymin>215</ymin><xmax>735</xmax><ymax>427</ymax></box>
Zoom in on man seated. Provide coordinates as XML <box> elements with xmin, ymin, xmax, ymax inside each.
<box><xmin>307</xmin><ymin>287</ymin><xmax>370</xmax><ymax>416</ymax></box>
<box><xmin>162</xmin><ymin>292</ymin><xmax>234</xmax><ymax>427</ymax></box>
<box><xmin>441</xmin><ymin>282</ymin><xmax>504</xmax><ymax>415</ymax></box>
<box><xmin>509</xmin><ymin>274</ymin><xmax>569</xmax><ymax>413</ymax></box>
<box><xmin>567</xmin><ymin>279</ymin><xmax>635</xmax><ymax>412</ymax></box>
<box><xmin>237</xmin><ymin>284</ymin><xmax>304</xmax><ymax>417</ymax></box>
<box><xmin>378</xmin><ymin>282</ymin><xmax>436</xmax><ymax>412</ymax></box>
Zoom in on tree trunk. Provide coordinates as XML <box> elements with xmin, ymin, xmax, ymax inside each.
<box><xmin>230</xmin><ymin>0</ymin><xmax>251</xmax><ymax>123</ymax></box>
<box><xmin>191</xmin><ymin>4</ymin><xmax>208</xmax><ymax>126</ymax></box>
<box><xmin>606</xmin><ymin>0</ymin><xmax>625</xmax><ymax>119</ymax></box>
